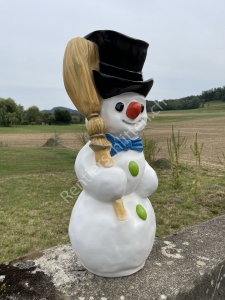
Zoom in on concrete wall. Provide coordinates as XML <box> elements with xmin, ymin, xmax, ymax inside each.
<box><xmin>0</xmin><ymin>215</ymin><xmax>224</xmax><ymax>300</ymax></box>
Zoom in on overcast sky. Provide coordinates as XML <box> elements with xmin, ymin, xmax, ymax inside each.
<box><xmin>1</xmin><ymin>0</ymin><xmax>225</xmax><ymax>110</ymax></box>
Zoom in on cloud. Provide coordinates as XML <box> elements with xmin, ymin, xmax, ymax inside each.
<box><xmin>1</xmin><ymin>0</ymin><xmax>225</xmax><ymax>109</ymax></box>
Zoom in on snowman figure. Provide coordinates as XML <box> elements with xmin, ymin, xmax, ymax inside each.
<box><xmin>63</xmin><ymin>30</ymin><xmax>158</xmax><ymax>277</ymax></box>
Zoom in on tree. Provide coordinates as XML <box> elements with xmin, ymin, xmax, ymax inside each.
<box><xmin>146</xmin><ymin>85</ymin><xmax>225</xmax><ymax>111</ymax></box>
<box><xmin>42</xmin><ymin>112</ymin><xmax>55</xmax><ymax>125</ymax></box>
<box><xmin>79</xmin><ymin>115</ymin><xmax>85</xmax><ymax>124</ymax></box>
<box><xmin>17</xmin><ymin>104</ymin><xmax>25</xmax><ymax>124</ymax></box>
<box><xmin>25</xmin><ymin>106</ymin><xmax>42</xmax><ymax>123</ymax></box>
<box><xmin>0</xmin><ymin>98</ymin><xmax>24</xmax><ymax>126</ymax></box>
<box><xmin>54</xmin><ymin>109</ymin><xmax>71</xmax><ymax>124</ymax></box>
<box><xmin>190</xmin><ymin>97</ymin><xmax>201</xmax><ymax>109</ymax></box>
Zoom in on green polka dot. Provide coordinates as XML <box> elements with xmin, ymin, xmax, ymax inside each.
<box><xmin>136</xmin><ymin>204</ymin><xmax>147</xmax><ymax>220</ymax></box>
<box><xmin>128</xmin><ymin>161</ymin><xmax>139</xmax><ymax>177</ymax></box>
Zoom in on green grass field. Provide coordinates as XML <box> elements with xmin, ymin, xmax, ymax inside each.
<box><xmin>0</xmin><ymin>147</ymin><xmax>77</xmax><ymax>264</ymax></box>
<box><xmin>0</xmin><ymin>146</ymin><xmax>224</xmax><ymax>264</ymax></box>
<box><xmin>148</xmin><ymin>101</ymin><xmax>225</xmax><ymax>123</ymax></box>
<box><xmin>160</xmin><ymin>100</ymin><xmax>225</xmax><ymax>113</ymax></box>
<box><xmin>151</xmin><ymin>166</ymin><xmax>225</xmax><ymax>237</ymax></box>
<box><xmin>0</xmin><ymin>124</ymin><xmax>86</xmax><ymax>134</ymax></box>
<box><xmin>148</xmin><ymin>113</ymin><xmax>225</xmax><ymax>123</ymax></box>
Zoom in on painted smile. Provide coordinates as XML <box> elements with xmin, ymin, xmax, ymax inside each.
<box><xmin>122</xmin><ymin>119</ymin><xmax>145</xmax><ymax>125</ymax></box>
<box><xmin>122</xmin><ymin>120</ymin><xmax>136</xmax><ymax>125</ymax></box>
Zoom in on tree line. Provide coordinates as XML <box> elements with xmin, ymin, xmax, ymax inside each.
<box><xmin>0</xmin><ymin>98</ymin><xmax>84</xmax><ymax>127</ymax></box>
<box><xmin>1</xmin><ymin>85</ymin><xmax>224</xmax><ymax>126</ymax></box>
<box><xmin>146</xmin><ymin>86</ymin><xmax>225</xmax><ymax>112</ymax></box>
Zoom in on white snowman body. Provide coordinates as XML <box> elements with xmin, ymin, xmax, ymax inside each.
<box><xmin>69</xmin><ymin>92</ymin><xmax>158</xmax><ymax>277</ymax></box>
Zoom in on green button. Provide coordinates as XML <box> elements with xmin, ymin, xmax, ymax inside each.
<box><xmin>128</xmin><ymin>161</ymin><xmax>139</xmax><ymax>177</ymax></box>
<box><xmin>136</xmin><ymin>204</ymin><xmax>147</xmax><ymax>220</ymax></box>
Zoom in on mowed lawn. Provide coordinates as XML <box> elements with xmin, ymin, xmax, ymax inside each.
<box><xmin>0</xmin><ymin>147</ymin><xmax>78</xmax><ymax>264</ymax></box>
<box><xmin>0</xmin><ymin>146</ymin><xmax>225</xmax><ymax>264</ymax></box>
<box><xmin>0</xmin><ymin>124</ymin><xmax>86</xmax><ymax>134</ymax></box>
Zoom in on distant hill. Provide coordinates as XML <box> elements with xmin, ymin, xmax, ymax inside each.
<box><xmin>42</xmin><ymin>106</ymin><xmax>80</xmax><ymax>115</ymax></box>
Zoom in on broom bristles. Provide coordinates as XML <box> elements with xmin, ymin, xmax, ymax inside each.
<box><xmin>63</xmin><ymin>37</ymin><xmax>112</xmax><ymax>156</ymax></box>
<box><xmin>63</xmin><ymin>37</ymin><xmax>99</xmax><ymax>116</ymax></box>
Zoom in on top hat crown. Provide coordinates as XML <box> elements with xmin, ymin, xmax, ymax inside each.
<box><xmin>84</xmin><ymin>30</ymin><xmax>153</xmax><ymax>99</ymax></box>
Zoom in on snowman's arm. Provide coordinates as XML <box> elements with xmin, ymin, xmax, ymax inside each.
<box><xmin>135</xmin><ymin>161</ymin><xmax>158</xmax><ymax>198</ymax></box>
<box><xmin>75</xmin><ymin>142</ymin><xmax>127</xmax><ymax>202</ymax></box>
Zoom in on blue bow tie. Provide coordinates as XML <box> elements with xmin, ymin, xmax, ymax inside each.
<box><xmin>105</xmin><ymin>133</ymin><xmax>143</xmax><ymax>157</ymax></box>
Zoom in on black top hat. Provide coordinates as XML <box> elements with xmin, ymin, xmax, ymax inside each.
<box><xmin>84</xmin><ymin>30</ymin><xmax>153</xmax><ymax>99</ymax></box>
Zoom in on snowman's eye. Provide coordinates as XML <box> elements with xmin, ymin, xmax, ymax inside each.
<box><xmin>115</xmin><ymin>102</ymin><xmax>124</xmax><ymax>112</ymax></box>
<box><xmin>141</xmin><ymin>104</ymin><xmax>144</xmax><ymax>113</ymax></box>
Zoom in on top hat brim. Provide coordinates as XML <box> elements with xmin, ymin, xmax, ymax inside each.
<box><xmin>93</xmin><ymin>70</ymin><xmax>153</xmax><ymax>99</ymax></box>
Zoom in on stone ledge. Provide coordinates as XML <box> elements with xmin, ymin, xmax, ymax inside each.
<box><xmin>0</xmin><ymin>215</ymin><xmax>225</xmax><ymax>300</ymax></box>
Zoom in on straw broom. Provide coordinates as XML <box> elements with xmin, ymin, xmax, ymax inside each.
<box><xmin>63</xmin><ymin>37</ymin><xmax>127</xmax><ymax>221</ymax></box>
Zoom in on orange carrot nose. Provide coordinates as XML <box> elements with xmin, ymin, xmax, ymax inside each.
<box><xmin>126</xmin><ymin>102</ymin><xmax>141</xmax><ymax>119</ymax></box>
